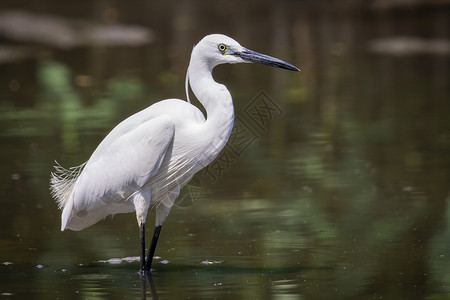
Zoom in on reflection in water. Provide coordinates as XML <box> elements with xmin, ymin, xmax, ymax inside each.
<box><xmin>0</xmin><ymin>0</ymin><xmax>449</xmax><ymax>299</ymax></box>
<box><xmin>141</xmin><ymin>273</ymin><xmax>159</xmax><ymax>300</ymax></box>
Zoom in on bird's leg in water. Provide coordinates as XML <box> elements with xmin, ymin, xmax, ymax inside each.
<box><xmin>139</xmin><ymin>223</ymin><xmax>146</xmax><ymax>273</ymax></box>
<box><xmin>145</xmin><ymin>225</ymin><xmax>162</xmax><ymax>271</ymax></box>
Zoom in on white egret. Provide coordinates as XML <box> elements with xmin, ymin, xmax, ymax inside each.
<box><xmin>50</xmin><ymin>34</ymin><xmax>299</xmax><ymax>273</ymax></box>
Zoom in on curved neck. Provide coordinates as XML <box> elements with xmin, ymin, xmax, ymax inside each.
<box><xmin>187</xmin><ymin>51</ymin><xmax>234</xmax><ymax>155</ymax></box>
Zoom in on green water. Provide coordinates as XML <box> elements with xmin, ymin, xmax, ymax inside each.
<box><xmin>1</xmin><ymin>1</ymin><xmax>449</xmax><ymax>299</ymax></box>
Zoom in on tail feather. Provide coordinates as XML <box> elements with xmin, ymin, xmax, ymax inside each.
<box><xmin>50</xmin><ymin>161</ymin><xmax>86</xmax><ymax>210</ymax></box>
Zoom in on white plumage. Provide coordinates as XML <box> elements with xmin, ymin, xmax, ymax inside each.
<box><xmin>50</xmin><ymin>34</ymin><xmax>299</xmax><ymax>272</ymax></box>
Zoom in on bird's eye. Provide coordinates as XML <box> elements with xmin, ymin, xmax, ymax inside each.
<box><xmin>218</xmin><ymin>44</ymin><xmax>227</xmax><ymax>53</ymax></box>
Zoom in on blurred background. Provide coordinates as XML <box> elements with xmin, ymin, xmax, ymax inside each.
<box><xmin>0</xmin><ymin>0</ymin><xmax>449</xmax><ymax>299</ymax></box>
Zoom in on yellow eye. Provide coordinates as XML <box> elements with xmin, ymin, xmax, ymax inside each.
<box><xmin>218</xmin><ymin>43</ymin><xmax>227</xmax><ymax>53</ymax></box>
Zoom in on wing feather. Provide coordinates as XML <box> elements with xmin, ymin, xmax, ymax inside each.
<box><xmin>60</xmin><ymin>115</ymin><xmax>175</xmax><ymax>230</ymax></box>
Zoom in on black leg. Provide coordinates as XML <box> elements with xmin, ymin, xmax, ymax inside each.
<box><xmin>145</xmin><ymin>225</ymin><xmax>162</xmax><ymax>272</ymax></box>
<box><xmin>139</xmin><ymin>223</ymin><xmax>146</xmax><ymax>274</ymax></box>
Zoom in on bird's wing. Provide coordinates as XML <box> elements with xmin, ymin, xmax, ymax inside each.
<box><xmin>70</xmin><ymin>115</ymin><xmax>175</xmax><ymax>213</ymax></box>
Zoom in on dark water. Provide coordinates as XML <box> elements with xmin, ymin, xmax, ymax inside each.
<box><xmin>1</xmin><ymin>1</ymin><xmax>449</xmax><ymax>299</ymax></box>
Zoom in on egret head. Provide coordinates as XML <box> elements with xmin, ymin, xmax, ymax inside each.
<box><xmin>192</xmin><ymin>34</ymin><xmax>300</xmax><ymax>71</ymax></box>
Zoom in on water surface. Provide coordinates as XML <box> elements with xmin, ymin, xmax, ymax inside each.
<box><xmin>1</xmin><ymin>1</ymin><xmax>449</xmax><ymax>299</ymax></box>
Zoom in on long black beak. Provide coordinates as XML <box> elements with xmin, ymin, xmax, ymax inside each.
<box><xmin>233</xmin><ymin>48</ymin><xmax>300</xmax><ymax>71</ymax></box>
